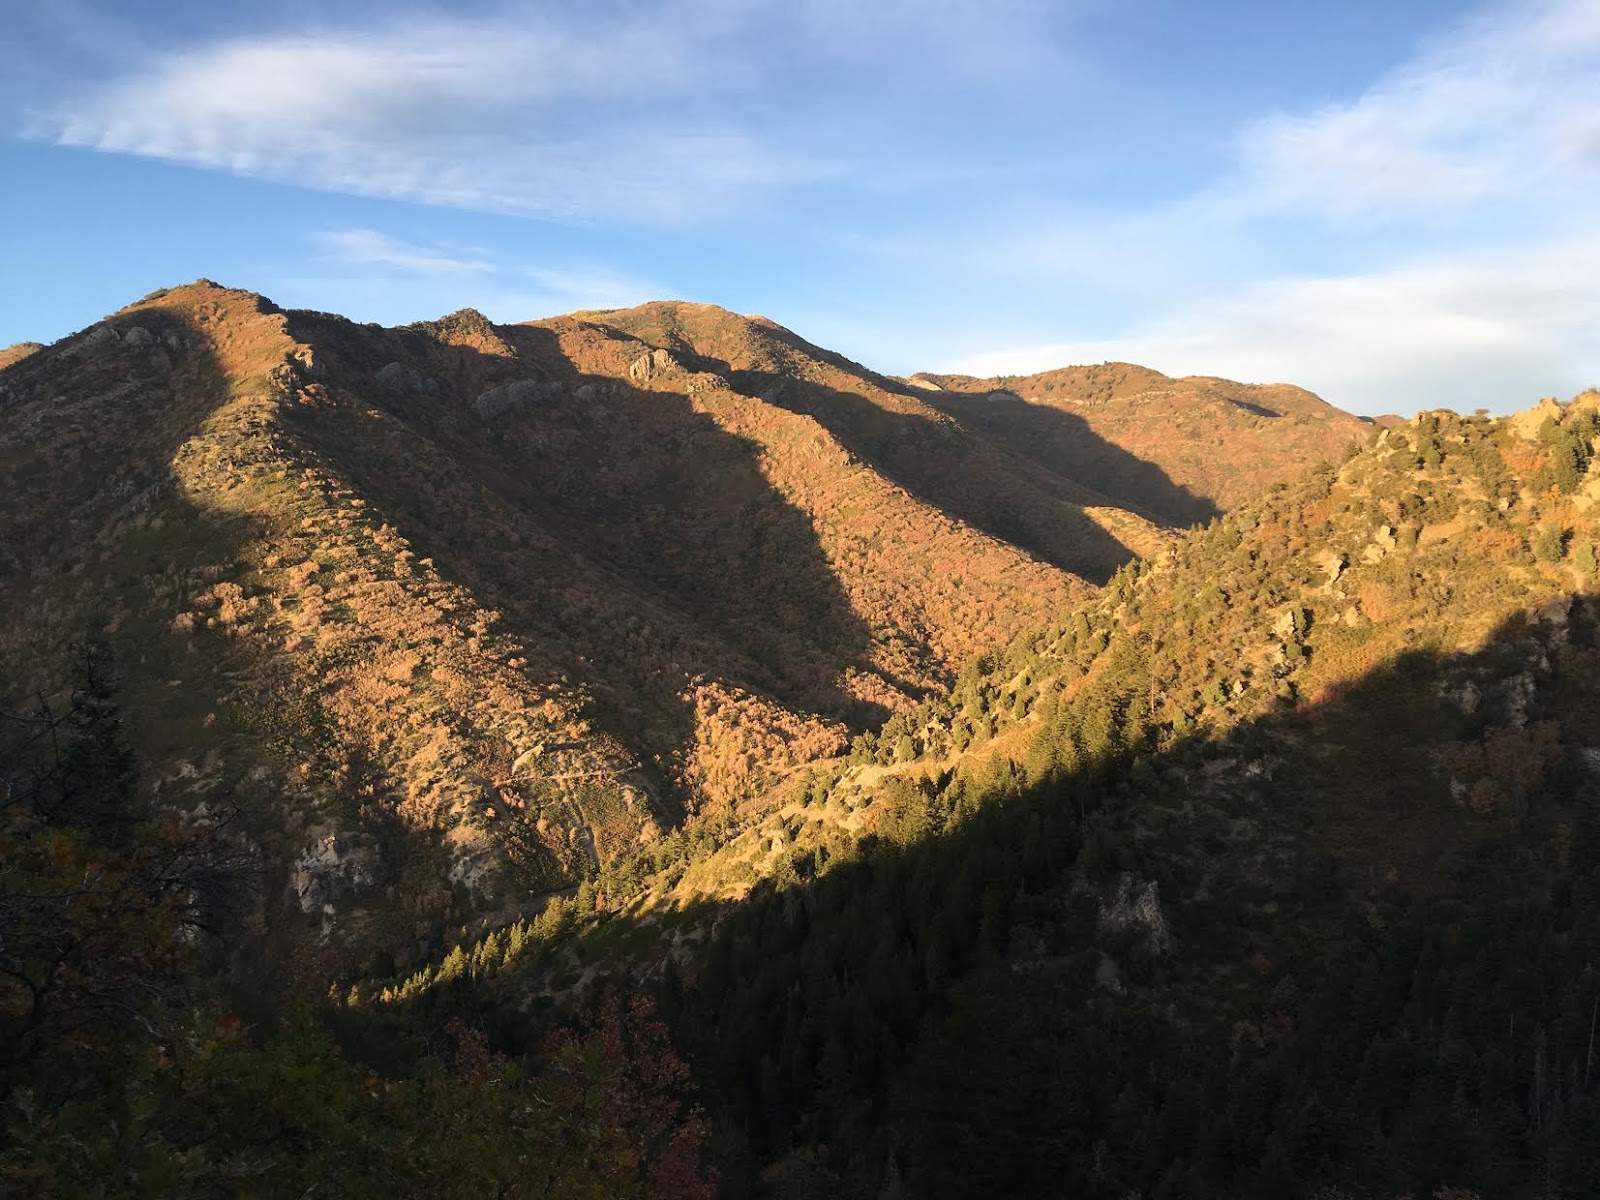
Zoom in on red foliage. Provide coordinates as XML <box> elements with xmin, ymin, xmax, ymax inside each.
<box><xmin>544</xmin><ymin>992</ymin><xmax>718</xmax><ymax>1200</ymax></box>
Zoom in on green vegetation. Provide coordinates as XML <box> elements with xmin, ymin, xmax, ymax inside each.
<box><xmin>12</xmin><ymin>282</ymin><xmax>1600</xmax><ymax>1196</ymax></box>
<box><xmin>0</xmin><ymin>647</ymin><xmax>715</xmax><ymax>1197</ymax></box>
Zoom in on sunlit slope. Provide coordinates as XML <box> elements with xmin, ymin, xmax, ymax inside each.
<box><xmin>915</xmin><ymin>361</ymin><xmax>1368</xmax><ymax>523</ymax></box>
<box><xmin>659</xmin><ymin>396</ymin><xmax>1600</xmax><ymax>905</ymax></box>
<box><xmin>2</xmin><ymin>282</ymin><xmax>1135</xmax><ymax>958</ymax></box>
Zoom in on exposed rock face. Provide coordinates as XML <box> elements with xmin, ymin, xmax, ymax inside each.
<box><xmin>1272</xmin><ymin>608</ymin><xmax>1302</xmax><ymax>642</ymax></box>
<box><xmin>292</xmin><ymin>832</ymin><xmax>378</xmax><ymax>923</ymax></box>
<box><xmin>473</xmin><ymin>377</ymin><xmax>561</xmax><ymax>420</ymax></box>
<box><xmin>1361</xmin><ymin>524</ymin><xmax>1397</xmax><ymax>564</ymax></box>
<box><xmin>376</xmin><ymin>361</ymin><xmax>439</xmax><ymax>395</ymax></box>
<box><xmin>628</xmin><ymin>347</ymin><xmax>681</xmax><ymax>383</ymax></box>
<box><xmin>1440</xmin><ymin>679</ymin><xmax>1482</xmax><ymax>714</ymax></box>
<box><xmin>1098</xmin><ymin>873</ymin><xmax>1171</xmax><ymax>957</ymax></box>
<box><xmin>122</xmin><ymin>326</ymin><xmax>155</xmax><ymax>348</ymax></box>
<box><xmin>1509</xmin><ymin>397</ymin><xmax>1564</xmax><ymax>440</ymax></box>
<box><xmin>1536</xmin><ymin>595</ymin><xmax>1572</xmax><ymax>630</ymax></box>
<box><xmin>288</xmin><ymin>345</ymin><xmax>319</xmax><ymax>377</ymax></box>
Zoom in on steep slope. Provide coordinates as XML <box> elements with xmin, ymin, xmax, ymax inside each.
<box><xmin>7</xmin><ymin>282</ymin><xmax>1173</xmax><ymax>966</ymax></box>
<box><xmin>913</xmin><ymin>361</ymin><xmax>1368</xmax><ymax>524</ymax></box>
<box><xmin>536</xmin><ymin>394</ymin><xmax>1600</xmax><ymax>1195</ymax></box>
<box><xmin>0</xmin><ymin>343</ymin><xmax>41</xmax><ymax>371</ymax></box>
<box><xmin>282</xmin><ymin>301</ymin><xmax>1086</xmax><ymax>810</ymax></box>
<box><xmin>581</xmin><ymin>304</ymin><xmax>1196</xmax><ymax>567</ymax></box>
<box><xmin>0</xmin><ymin>285</ymin><xmax>664</xmax><ymax>962</ymax></box>
<box><xmin>660</xmin><ymin>398</ymin><xmax>1600</xmax><ymax>904</ymax></box>
<box><xmin>13</xmin><ymin>281</ymin><xmax>1585</xmax><ymax>1197</ymax></box>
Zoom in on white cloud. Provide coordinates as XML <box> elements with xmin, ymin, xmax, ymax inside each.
<box><xmin>944</xmin><ymin>236</ymin><xmax>1600</xmax><ymax>414</ymax></box>
<box><xmin>20</xmin><ymin>0</ymin><xmax>1600</xmax><ymax>416</ymax></box>
<box><xmin>24</xmin><ymin>0</ymin><xmax>1061</xmax><ymax>223</ymax></box>
<box><xmin>905</xmin><ymin>0</ymin><xmax>1600</xmax><ymax>414</ymax></box>
<box><xmin>316</xmin><ymin>229</ymin><xmax>494</xmax><ymax>274</ymax></box>
<box><xmin>516</xmin><ymin>265</ymin><xmax>662</xmax><ymax>311</ymax></box>
<box><xmin>288</xmin><ymin>227</ymin><xmax>668</xmax><ymax>322</ymax></box>
<box><xmin>28</xmin><ymin>5</ymin><xmax>809</xmax><ymax>221</ymax></box>
<box><xmin>1226</xmin><ymin>0</ymin><xmax>1600</xmax><ymax>221</ymax></box>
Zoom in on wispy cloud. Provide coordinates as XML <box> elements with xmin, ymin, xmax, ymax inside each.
<box><xmin>24</xmin><ymin>0</ymin><xmax>1064</xmax><ymax>223</ymax></box>
<box><xmin>316</xmin><ymin>229</ymin><xmax>494</xmax><ymax>274</ymax></box>
<box><xmin>947</xmin><ymin>236</ymin><xmax>1600</xmax><ymax>413</ymax></box>
<box><xmin>293</xmin><ymin>227</ymin><xmax>667</xmax><ymax>322</ymax></box>
<box><xmin>31</xmin><ymin>23</ymin><xmax>806</xmax><ymax>221</ymax></box>
<box><xmin>517</xmin><ymin>265</ymin><xmax>663</xmax><ymax>311</ymax></box>
<box><xmin>918</xmin><ymin>0</ymin><xmax>1600</xmax><ymax>413</ymax></box>
<box><xmin>1223</xmin><ymin>0</ymin><xmax>1600</xmax><ymax>222</ymax></box>
<box><xmin>14</xmin><ymin>0</ymin><xmax>1598</xmax><ymax>414</ymax></box>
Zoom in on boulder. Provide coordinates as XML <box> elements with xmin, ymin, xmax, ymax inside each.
<box><xmin>1098</xmin><ymin>873</ymin><xmax>1171</xmax><ymax>957</ymax></box>
<box><xmin>376</xmin><ymin>361</ymin><xmax>438</xmax><ymax>395</ymax></box>
<box><xmin>628</xmin><ymin>347</ymin><xmax>680</xmax><ymax>383</ymax></box>
<box><xmin>1314</xmin><ymin>550</ymin><xmax>1346</xmax><ymax>588</ymax></box>
<box><xmin>473</xmin><ymin>378</ymin><xmax>560</xmax><ymax>420</ymax></box>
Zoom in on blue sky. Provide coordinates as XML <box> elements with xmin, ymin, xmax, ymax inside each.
<box><xmin>3</xmin><ymin>0</ymin><xmax>1599</xmax><ymax>414</ymax></box>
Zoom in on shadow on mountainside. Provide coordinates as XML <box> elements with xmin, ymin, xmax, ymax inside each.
<box><xmin>12</xmin><ymin>301</ymin><xmax>1600</xmax><ymax>1198</ymax></box>
<box><xmin>0</xmin><ymin>295</ymin><xmax>485</xmax><ymax>997</ymax></box>
<box><xmin>412</xmin><ymin>597</ymin><xmax>1600</xmax><ymax>1200</ymax></box>
<box><xmin>282</xmin><ymin>311</ymin><xmax>893</xmax><ymax>805</ymax></box>
<box><xmin>691</xmin><ymin>315</ymin><xmax>1221</xmax><ymax>539</ymax></box>
<box><xmin>714</xmin><ymin>364</ymin><xmax>1143</xmax><ymax>585</ymax></box>
<box><xmin>918</xmin><ymin>387</ymin><xmax>1224</xmax><ymax>528</ymax></box>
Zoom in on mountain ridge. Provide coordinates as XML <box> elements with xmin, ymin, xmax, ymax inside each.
<box><xmin>913</xmin><ymin>360</ymin><xmax>1367</xmax><ymax>521</ymax></box>
<box><xmin>11</xmin><ymin>278</ymin><xmax>1600</xmax><ymax>1197</ymax></box>
<box><xmin>0</xmin><ymin>279</ymin><xmax>1364</xmax><ymax>962</ymax></box>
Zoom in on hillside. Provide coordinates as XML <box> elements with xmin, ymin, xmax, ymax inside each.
<box><xmin>0</xmin><ymin>342</ymin><xmax>41</xmax><ymax>371</ymax></box>
<box><xmin>913</xmin><ymin>362</ymin><xmax>1368</xmax><ymax>524</ymax></box>
<box><xmin>0</xmin><ymin>283</ymin><xmax>1358</xmax><ymax>967</ymax></box>
<box><xmin>9</xmin><ymin>280</ymin><xmax>1461</xmax><ymax>1198</ymax></box>
<box><xmin>516</xmin><ymin>393</ymin><xmax>1600</xmax><ymax>1196</ymax></box>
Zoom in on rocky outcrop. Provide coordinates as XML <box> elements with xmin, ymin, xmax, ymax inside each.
<box><xmin>1098</xmin><ymin>873</ymin><xmax>1171</xmax><ymax>957</ymax></box>
<box><xmin>473</xmin><ymin>377</ymin><xmax>562</xmax><ymax>420</ymax></box>
<box><xmin>376</xmin><ymin>360</ymin><xmax>440</xmax><ymax>395</ymax></box>
<box><xmin>292</xmin><ymin>832</ymin><xmax>378</xmax><ymax>919</ymax></box>
<box><xmin>628</xmin><ymin>347</ymin><xmax>683</xmax><ymax>383</ymax></box>
<box><xmin>82</xmin><ymin>324</ymin><xmax>121</xmax><ymax>350</ymax></box>
<box><xmin>1509</xmin><ymin>397</ymin><xmax>1564</xmax><ymax>441</ymax></box>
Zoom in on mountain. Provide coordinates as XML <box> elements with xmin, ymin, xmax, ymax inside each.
<box><xmin>577</xmin><ymin>393</ymin><xmax>1600</xmax><ymax>1196</ymax></box>
<box><xmin>0</xmin><ymin>283</ymin><xmax>1355</xmax><ymax>952</ymax></box>
<box><xmin>911</xmin><ymin>361</ymin><xmax>1368</xmax><ymax>523</ymax></box>
<box><xmin>0</xmin><ymin>342</ymin><xmax>42</xmax><ymax>371</ymax></box>
<box><xmin>30</xmin><ymin>280</ymin><xmax>1590</xmax><ymax>1197</ymax></box>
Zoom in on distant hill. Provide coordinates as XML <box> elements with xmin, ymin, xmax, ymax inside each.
<box><xmin>912</xmin><ymin>361</ymin><xmax>1368</xmax><ymax>524</ymax></box>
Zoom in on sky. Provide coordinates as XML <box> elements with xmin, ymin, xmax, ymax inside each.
<box><xmin>3</xmin><ymin>0</ymin><xmax>1599</xmax><ymax>415</ymax></box>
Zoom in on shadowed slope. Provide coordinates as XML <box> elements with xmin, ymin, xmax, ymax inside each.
<box><xmin>915</xmin><ymin>361</ymin><xmax>1368</xmax><ymax>523</ymax></box>
<box><xmin>414</xmin><ymin>394</ymin><xmax>1600</xmax><ymax>1197</ymax></box>
<box><xmin>580</xmin><ymin>303</ymin><xmax>1181</xmax><ymax>578</ymax></box>
<box><xmin>0</xmin><ymin>285</ymin><xmax>668</xmax><ymax>972</ymax></box>
<box><xmin>0</xmin><ymin>283</ymin><xmax>1096</xmax><ymax>965</ymax></box>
